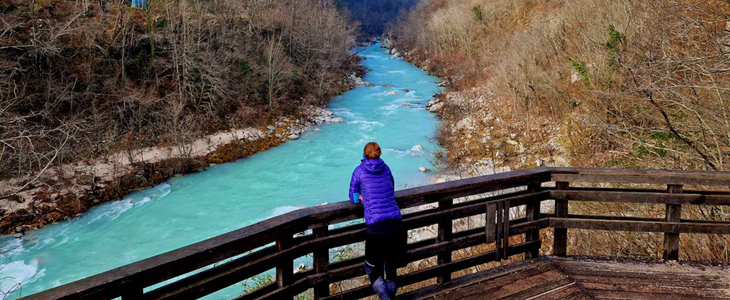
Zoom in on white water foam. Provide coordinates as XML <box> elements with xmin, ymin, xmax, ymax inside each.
<box><xmin>0</xmin><ymin>259</ymin><xmax>46</xmax><ymax>295</ymax></box>
<box><xmin>350</xmin><ymin>120</ymin><xmax>384</xmax><ymax>131</ymax></box>
<box><xmin>330</xmin><ymin>108</ymin><xmax>357</xmax><ymax>119</ymax></box>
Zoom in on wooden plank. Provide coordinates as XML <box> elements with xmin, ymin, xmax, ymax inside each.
<box><xmin>496</xmin><ymin>201</ymin><xmax>504</xmax><ymax>260</ymax></box>
<box><xmin>312</xmin><ymin>225</ymin><xmax>329</xmax><ymax>300</ymax></box>
<box><xmin>276</xmin><ymin>235</ymin><xmax>293</xmax><ymax>292</ymax></box>
<box><xmin>549</xmin><ymin>167</ymin><xmax>730</xmax><ymax>186</ymax></box>
<box><xmin>589</xmin><ymin>290</ymin><xmax>730</xmax><ymax>300</ymax></box>
<box><xmin>502</xmin><ymin>200</ymin><xmax>510</xmax><ymax>260</ymax></box>
<box><xmin>525</xmin><ymin>183</ymin><xmax>542</xmax><ymax>259</ymax></box>
<box><xmin>550</xmin><ymin>217</ymin><xmax>730</xmax><ymax>234</ymax></box>
<box><xmin>558</xmin><ymin>214</ymin><xmax>730</xmax><ymax>226</ymax></box>
<box><xmin>481</xmin><ymin>269</ymin><xmax>568</xmax><ymax>299</ymax></box>
<box><xmin>533</xmin><ymin>285</ymin><xmax>591</xmax><ymax>300</ymax></box>
<box><xmin>553</xmin><ymin>182</ymin><xmax>569</xmax><ymax>257</ymax></box>
<box><xmin>664</xmin><ymin>185</ymin><xmax>683</xmax><ymax>261</ymax></box>
<box><xmin>570</xmin><ymin>275</ymin><xmax>729</xmax><ymax>289</ymax></box>
<box><xmin>557</xmin><ymin>186</ymin><xmax>730</xmax><ymax>197</ymax></box>
<box><xmin>549</xmin><ymin>190</ymin><xmax>730</xmax><ymax>206</ymax></box>
<box><xmin>422</xmin><ymin>262</ymin><xmax>559</xmax><ymax>300</ymax></box>
<box><xmin>437</xmin><ymin>198</ymin><xmax>454</xmax><ymax>285</ymax></box>
<box><xmin>486</xmin><ymin>203</ymin><xmax>497</xmax><ymax>244</ymax></box>
<box><xmin>496</xmin><ymin>277</ymin><xmax>574</xmax><ymax>300</ymax></box>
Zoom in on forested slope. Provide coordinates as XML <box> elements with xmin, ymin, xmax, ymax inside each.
<box><xmin>0</xmin><ymin>0</ymin><xmax>359</xmax><ymax>232</ymax></box>
<box><xmin>389</xmin><ymin>0</ymin><xmax>730</xmax><ymax>260</ymax></box>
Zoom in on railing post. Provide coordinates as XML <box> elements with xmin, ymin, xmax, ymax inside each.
<box><xmin>663</xmin><ymin>184</ymin><xmax>683</xmax><ymax>261</ymax></box>
<box><xmin>437</xmin><ymin>198</ymin><xmax>453</xmax><ymax>285</ymax></box>
<box><xmin>312</xmin><ymin>225</ymin><xmax>329</xmax><ymax>300</ymax></box>
<box><xmin>525</xmin><ymin>183</ymin><xmax>542</xmax><ymax>259</ymax></box>
<box><xmin>553</xmin><ymin>181</ymin><xmax>569</xmax><ymax>257</ymax></box>
<box><xmin>276</xmin><ymin>233</ymin><xmax>293</xmax><ymax>291</ymax></box>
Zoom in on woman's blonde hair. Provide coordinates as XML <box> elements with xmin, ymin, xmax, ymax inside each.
<box><xmin>364</xmin><ymin>142</ymin><xmax>382</xmax><ymax>159</ymax></box>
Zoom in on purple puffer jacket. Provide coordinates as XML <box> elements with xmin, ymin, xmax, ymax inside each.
<box><xmin>349</xmin><ymin>158</ymin><xmax>402</xmax><ymax>225</ymax></box>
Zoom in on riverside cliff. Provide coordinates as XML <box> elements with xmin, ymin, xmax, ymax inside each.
<box><xmin>0</xmin><ymin>0</ymin><xmax>364</xmax><ymax>235</ymax></box>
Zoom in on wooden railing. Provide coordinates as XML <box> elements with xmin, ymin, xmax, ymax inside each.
<box><xmin>19</xmin><ymin>168</ymin><xmax>730</xmax><ymax>300</ymax></box>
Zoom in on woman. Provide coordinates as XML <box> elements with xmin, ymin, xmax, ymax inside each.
<box><xmin>349</xmin><ymin>142</ymin><xmax>404</xmax><ymax>300</ymax></box>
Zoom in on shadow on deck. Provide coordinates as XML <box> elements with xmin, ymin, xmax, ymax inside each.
<box><xmin>403</xmin><ymin>256</ymin><xmax>730</xmax><ymax>300</ymax></box>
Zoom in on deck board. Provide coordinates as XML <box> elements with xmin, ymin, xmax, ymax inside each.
<box><xmin>401</xmin><ymin>256</ymin><xmax>730</xmax><ymax>300</ymax></box>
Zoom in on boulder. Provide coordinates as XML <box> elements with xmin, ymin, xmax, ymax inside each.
<box><xmin>382</xmin><ymin>38</ymin><xmax>392</xmax><ymax>49</ymax></box>
<box><xmin>411</xmin><ymin>145</ymin><xmax>423</xmax><ymax>151</ymax></box>
<box><xmin>418</xmin><ymin>167</ymin><xmax>429</xmax><ymax>172</ymax></box>
<box><xmin>386</xmin><ymin>91</ymin><xmax>398</xmax><ymax>95</ymax></box>
<box><xmin>455</xmin><ymin>117</ymin><xmax>474</xmax><ymax>131</ymax></box>
<box><xmin>288</xmin><ymin>134</ymin><xmax>300</xmax><ymax>140</ymax></box>
<box><xmin>428</xmin><ymin>102</ymin><xmax>444</xmax><ymax>112</ymax></box>
<box><xmin>349</xmin><ymin>73</ymin><xmax>373</xmax><ymax>87</ymax></box>
<box><xmin>426</xmin><ymin>99</ymin><xmax>440</xmax><ymax>108</ymax></box>
<box><xmin>329</xmin><ymin>117</ymin><xmax>346</xmax><ymax>123</ymax></box>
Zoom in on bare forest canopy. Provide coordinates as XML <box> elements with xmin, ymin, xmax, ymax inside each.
<box><xmin>336</xmin><ymin>0</ymin><xmax>421</xmax><ymax>36</ymax></box>
<box><xmin>0</xmin><ymin>0</ymin><xmax>358</xmax><ymax>181</ymax></box>
<box><xmin>389</xmin><ymin>0</ymin><xmax>730</xmax><ymax>172</ymax></box>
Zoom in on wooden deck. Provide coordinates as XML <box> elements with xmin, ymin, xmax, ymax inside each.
<box><xmin>404</xmin><ymin>256</ymin><xmax>730</xmax><ymax>300</ymax></box>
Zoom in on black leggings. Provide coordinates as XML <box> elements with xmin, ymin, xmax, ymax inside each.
<box><xmin>365</xmin><ymin>232</ymin><xmax>405</xmax><ymax>283</ymax></box>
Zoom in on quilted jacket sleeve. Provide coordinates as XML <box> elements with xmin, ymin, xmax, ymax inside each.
<box><xmin>349</xmin><ymin>167</ymin><xmax>361</xmax><ymax>203</ymax></box>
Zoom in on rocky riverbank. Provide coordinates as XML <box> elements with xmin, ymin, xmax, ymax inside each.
<box><xmin>0</xmin><ymin>73</ymin><xmax>372</xmax><ymax>237</ymax></box>
<box><xmin>378</xmin><ymin>40</ymin><xmax>569</xmax><ymax>182</ymax></box>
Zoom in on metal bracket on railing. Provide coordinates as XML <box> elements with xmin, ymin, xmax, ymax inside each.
<box><xmin>486</xmin><ymin>200</ymin><xmax>510</xmax><ymax>261</ymax></box>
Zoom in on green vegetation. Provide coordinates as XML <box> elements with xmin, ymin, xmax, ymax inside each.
<box><xmin>472</xmin><ymin>5</ymin><xmax>483</xmax><ymax>21</ymax></box>
<box><xmin>568</xmin><ymin>57</ymin><xmax>591</xmax><ymax>87</ymax></box>
<box><xmin>605</xmin><ymin>25</ymin><xmax>626</xmax><ymax>69</ymax></box>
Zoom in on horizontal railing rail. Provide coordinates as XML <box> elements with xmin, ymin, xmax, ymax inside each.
<box><xmin>18</xmin><ymin>167</ymin><xmax>730</xmax><ymax>300</ymax></box>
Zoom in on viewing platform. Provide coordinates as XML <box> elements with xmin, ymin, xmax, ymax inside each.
<box><xmin>18</xmin><ymin>167</ymin><xmax>730</xmax><ymax>300</ymax></box>
<box><xmin>402</xmin><ymin>256</ymin><xmax>730</xmax><ymax>300</ymax></box>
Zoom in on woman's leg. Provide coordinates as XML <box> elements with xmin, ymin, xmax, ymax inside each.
<box><xmin>365</xmin><ymin>233</ymin><xmax>391</xmax><ymax>300</ymax></box>
<box><xmin>383</xmin><ymin>232</ymin><xmax>404</xmax><ymax>298</ymax></box>
<box><xmin>365</xmin><ymin>233</ymin><xmax>385</xmax><ymax>284</ymax></box>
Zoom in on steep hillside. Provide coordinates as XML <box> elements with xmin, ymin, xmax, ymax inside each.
<box><xmin>0</xmin><ymin>0</ymin><xmax>360</xmax><ymax>232</ymax></box>
<box><xmin>389</xmin><ymin>0</ymin><xmax>730</xmax><ymax>260</ymax></box>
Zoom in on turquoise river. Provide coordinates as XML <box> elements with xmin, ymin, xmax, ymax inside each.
<box><xmin>0</xmin><ymin>44</ymin><xmax>442</xmax><ymax>299</ymax></box>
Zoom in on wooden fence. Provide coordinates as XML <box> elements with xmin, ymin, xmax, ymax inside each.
<box><xmin>19</xmin><ymin>168</ymin><xmax>730</xmax><ymax>300</ymax></box>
